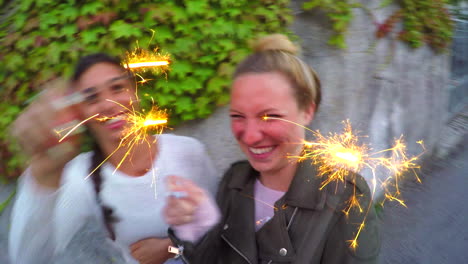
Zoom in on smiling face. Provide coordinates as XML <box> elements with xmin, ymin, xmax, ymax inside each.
<box><xmin>74</xmin><ymin>62</ymin><xmax>136</xmax><ymax>148</ymax></box>
<box><xmin>230</xmin><ymin>72</ymin><xmax>315</xmax><ymax>176</ymax></box>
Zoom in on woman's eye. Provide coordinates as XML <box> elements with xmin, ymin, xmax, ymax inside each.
<box><xmin>264</xmin><ymin>114</ymin><xmax>282</xmax><ymax>119</ymax></box>
<box><xmin>85</xmin><ymin>94</ymin><xmax>98</xmax><ymax>104</ymax></box>
<box><xmin>230</xmin><ymin>114</ymin><xmax>243</xmax><ymax>119</ymax></box>
<box><xmin>111</xmin><ymin>84</ymin><xmax>125</xmax><ymax>92</ymax></box>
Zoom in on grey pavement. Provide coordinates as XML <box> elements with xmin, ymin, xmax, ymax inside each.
<box><xmin>380</xmin><ymin>107</ymin><xmax>468</xmax><ymax>264</ymax></box>
<box><xmin>380</xmin><ymin>137</ymin><xmax>468</xmax><ymax>264</ymax></box>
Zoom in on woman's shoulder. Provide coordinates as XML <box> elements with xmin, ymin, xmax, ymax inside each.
<box><xmin>160</xmin><ymin>133</ymin><xmax>204</xmax><ymax>147</ymax></box>
<box><xmin>62</xmin><ymin>151</ymin><xmax>93</xmax><ymax>181</ymax></box>
<box><xmin>219</xmin><ymin>160</ymin><xmax>252</xmax><ymax>186</ymax></box>
<box><xmin>159</xmin><ymin>134</ymin><xmax>206</xmax><ymax>156</ymax></box>
<box><xmin>66</xmin><ymin>151</ymin><xmax>93</xmax><ymax>167</ymax></box>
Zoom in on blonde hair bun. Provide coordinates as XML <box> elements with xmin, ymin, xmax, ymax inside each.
<box><xmin>252</xmin><ymin>34</ymin><xmax>299</xmax><ymax>55</ymax></box>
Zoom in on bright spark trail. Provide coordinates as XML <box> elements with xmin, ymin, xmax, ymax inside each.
<box><xmin>263</xmin><ymin>116</ymin><xmax>424</xmax><ymax>249</ymax></box>
<box><xmin>122</xmin><ymin>46</ymin><xmax>170</xmax><ymax>74</ymax></box>
<box><xmin>92</xmin><ymin>101</ymin><xmax>168</xmax><ymax>177</ymax></box>
<box><xmin>125</xmin><ymin>61</ymin><xmax>169</xmax><ymax>69</ymax></box>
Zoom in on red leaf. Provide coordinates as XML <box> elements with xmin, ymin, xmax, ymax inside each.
<box><xmin>34</xmin><ymin>36</ymin><xmax>47</xmax><ymax>47</ymax></box>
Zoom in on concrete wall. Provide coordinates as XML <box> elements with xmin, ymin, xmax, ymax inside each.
<box><xmin>174</xmin><ymin>0</ymin><xmax>451</xmax><ymax>196</ymax></box>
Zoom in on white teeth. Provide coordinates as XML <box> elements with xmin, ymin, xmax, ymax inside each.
<box><xmin>249</xmin><ymin>147</ymin><xmax>273</xmax><ymax>154</ymax></box>
<box><xmin>106</xmin><ymin>116</ymin><xmax>123</xmax><ymax>125</ymax></box>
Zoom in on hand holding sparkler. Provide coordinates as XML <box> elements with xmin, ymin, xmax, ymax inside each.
<box><xmin>10</xmin><ymin>78</ymin><xmax>83</xmax><ymax>188</ymax></box>
<box><xmin>164</xmin><ymin>175</ymin><xmax>220</xmax><ymax>243</ymax></box>
<box><xmin>164</xmin><ymin>175</ymin><xmax>205</xmax><ymax>226</ymax></box>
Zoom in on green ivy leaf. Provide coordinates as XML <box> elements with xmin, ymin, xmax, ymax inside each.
<box><xmin>170</xmin><ymin>60</ymin><xmax>193</xmax><ymax>79</ymax></box>
<box><xmin>109</xmin><ymin>20</ymin><xmax>142</xmax><ymax>39</ymax></box>
<box><xmin>219</xmin><ymin>0</ymin><xmax>240</xmax><ymax>8</ymax></box>
<box><xmin>195</xmin><ymin>97</ymin><xmax>213</xmax><ymax>117</ymax></box>
<box><xmin>15</xmin><ymin>37</ymin><xmax>34</xmax><ymax>52</ymax></box>
<box><xmin>193</xmin><ymin>67</ymin><xmax>215</xmax><ymax>80</ymax></box>
<box><xmin>39</xmin><ymin>12</ymin><xmax>61</xmax><ymax>30</ymax></box>
<box><xmin>206</xmin><ymin>76</ymin><xmax>229</xmax><ymax>94</ymax></box>
<box><xmin>170</xmin><ymin>6</ymin><xmax>188</xmax><ymax>23</ymax></box>
<box><xmin>216</xmin><ymin>93</ymin><xmax>231</xmax><ymax>105</ymax></box>
<box><xmin>185</xmin><ymin>0</ymin><xmax>208</xmax><ymax>15</ymax></box>
<box><xmin>18</xmin><ymin>0</ymin><xmax>34</xmax><ymax>12</ymax></box>
<box><xmin>81</xmin><ymin>1</ymin><xmax>105</xmax><ymax>15</ymax></box>
<box><xmin>60</xmin><ymin>24</ymin><xmax>78</xmax><ymax>38</ymax></box>
<box><xmin>229</xmin><ymin>48</ymin><xmax>250</xmax><ymax>64</ymax></box>
<box><xmin>13</xmin><ymin>13</ymin><xmax>28</xmax><ymax>30</ymax></box>
<box><xmin>180</xmin><ymin>77</ymin><xmax>202</xmax><ymax>94</ymax></box>
<box><xmin>4</xmin><ymin>53</ymin><xmax>23</xmax><ymax>71</ymax></box>
<box><xmin>60</xmin><ymin>4</ymin><xmax>79</xmax><ymax>21</ymax></box>
<box><xmin>80</xmin><ymin>26</ymin><xmax>106</xmax><ymax>44</ymax></box>
<box><xmin>153</xmin><ymin>26</ymin><xmax>174</xmax><ymax>43</ymax></box>
<box><xmin>198</xmin><ymin>54</ymin><xmax>219</xmax><ymax>65</ymax></box>
<box><xmin>217</xmin><ymin>62</ymin><xmax>236</xmax><ymax>77</ymax></box>
<box><xmin>328</xmin><ymin>34</ymin><xmax>346</xmax><ymax>49</ymax></box>
<box><xmin>224</xmin><ymin>7</ymin><xmax>242</xmax><ymax>18</ymax></box>
<box><xmin>174</xmin><ymin>96</ymin><xmax>193</xmax><ymax>114</ymax></box>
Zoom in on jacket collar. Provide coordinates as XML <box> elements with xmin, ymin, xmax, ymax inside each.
<box><xmin>227</xmin><ymin>161</ymin><xmax>327</xmax><ymax>210</ymax></box>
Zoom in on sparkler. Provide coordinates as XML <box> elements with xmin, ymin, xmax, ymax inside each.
<box><xmin>123</xmin><ymin>46</ymin><xmax>170</xmax><ymax>74</ymax></box>
<box><xmin>92</xmin><ymin>101</ymin><xmax>168</xmax><ymax>175</ymax></box>
<box><xmin>264</xmin><ymin>116</ymin><xmax>424</xmax><ymax>249</ymax></box>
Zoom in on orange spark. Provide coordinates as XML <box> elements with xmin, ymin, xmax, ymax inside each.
<box><xmin>264</xmin><ymin>117</ymin><xmax>424</xmax><ymax>249</ymax></box>
<box><xmin>56</xmin><ymin>114</ymin><xmax>100</xmax><ymax>142</ymax></box>
<box><xmin>92</xmin><ymin>100</ymin><xmax>168</xmax><ymax>173</ymax></box>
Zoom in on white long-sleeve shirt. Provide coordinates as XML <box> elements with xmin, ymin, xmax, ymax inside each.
<box><xmin>9</xmin><ymin>134</ymin><xmax>219</xmax><ymax>264</ymax></box>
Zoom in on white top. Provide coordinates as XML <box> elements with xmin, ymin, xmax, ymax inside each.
<box><xmin>254</xmin><ymin>179</ymin><xmax>285</xmax><ymax>231</ymax></box>
<box><xmin>9</xmin><ymin>134</ymin><xmax>218</xmax><ymax>264</ymax></box>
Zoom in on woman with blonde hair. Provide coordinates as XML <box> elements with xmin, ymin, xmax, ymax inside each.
<box><xmin>165</xmin><ymin>34</ymin><xmax>380</xmax><ymax>263</ymax></box>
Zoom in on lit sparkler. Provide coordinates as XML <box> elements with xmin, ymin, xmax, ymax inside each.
<box><xmin>91</xmin><ymin>101</ymin><xmax>168</xmax><ymax>176</ymax></box>
<box><xmin>123</xmin><ymin>47</ymin><xmax>170</xmax><ymax>74</ymax></box>
<box><xmin>264</xmin><ymin>117</ymin><xmax>424</xmax><ymax>249</ymax></box>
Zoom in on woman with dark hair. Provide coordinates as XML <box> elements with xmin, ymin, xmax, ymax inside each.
<box><xmin>8</xmin><ymin>53</ymin><xmax>219</xmax><ymax>264</ymax></box>
<box><xmin>164</xmin><ymin>34</ymin><xmax>380</xmax><ymax>264</ymax></box>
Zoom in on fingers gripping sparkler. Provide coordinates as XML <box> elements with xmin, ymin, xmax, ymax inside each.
<box><xmin>263</xmin><ymin>116</ymin><xmax>425</xmax><ymax>249</ymax></box>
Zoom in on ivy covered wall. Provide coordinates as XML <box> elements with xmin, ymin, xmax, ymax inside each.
<box><xmin>0</xmin><ymin>0</ymin><xmax>293</xmax><ymax>181</ymax></box>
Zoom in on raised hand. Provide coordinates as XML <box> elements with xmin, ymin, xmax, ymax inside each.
<box><xmin>10</xmin><ymin>79</ymin><xmax>82</xmax><ymax>188</ymax></box>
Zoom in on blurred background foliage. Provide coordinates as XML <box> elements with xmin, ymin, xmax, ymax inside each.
<box><xmin>0</xmin><ymin>0</ymin><xmax>293</xmax><ymax>181</ymax></box>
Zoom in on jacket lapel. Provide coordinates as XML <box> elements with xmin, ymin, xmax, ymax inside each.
<box><xmin>284</xmin><ymin>161</ymin><xmax>326</xmax><ymax>210</ymax></box>
<box><xmin>221</xmin><ymin>165</ymin><xmax>258</xmax><ymax>263</ymax></box>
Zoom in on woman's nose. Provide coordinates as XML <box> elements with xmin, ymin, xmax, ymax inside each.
<box><xmin>242</xmin><ymin>120</ymin><xmax>263</xmax><ymax>145</ymax></box>
<box><xmin>96</xmin><ymin>95</ymin><xmax>119</xmax><ymax>114</ymax></box>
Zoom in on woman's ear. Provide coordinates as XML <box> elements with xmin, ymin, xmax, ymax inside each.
<box><xmin>302</xmin><ymin>103</ymin><xmax>316</xmax><ymax>125</ymax></box>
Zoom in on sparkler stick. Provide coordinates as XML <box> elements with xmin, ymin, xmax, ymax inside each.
<box><xmin>263</xmin><ymin>116</ymin><xmax>424</xmax><ymax>249</ymax></box>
